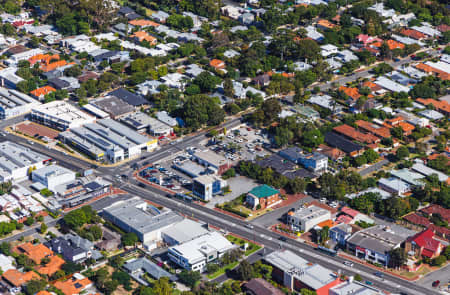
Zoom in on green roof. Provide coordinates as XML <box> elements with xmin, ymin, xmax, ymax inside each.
<box><xmin>248</xmin><ymin>184</ymin><xmax>279</xmax><ymax>198</ymax></box>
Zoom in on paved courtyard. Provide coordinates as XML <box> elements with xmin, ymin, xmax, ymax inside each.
<box><xmin>205</xmin><ymin>176</ymin><xmax>258</xmax><ymax>208</ymax></box>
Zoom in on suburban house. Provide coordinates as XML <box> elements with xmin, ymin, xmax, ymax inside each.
<box><xmin>246</xmin><ymin>184</ymin><xmax>281</xmax><ymax>210</ymax></box>
<box><xmin>405</xmin><ymin>228</ymin><xmax>444</xmax><ymax>259</ymax></box>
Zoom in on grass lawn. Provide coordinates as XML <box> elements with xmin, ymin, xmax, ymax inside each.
<box><xmin>206</xmin><ymin>261</ymin><xmax>239</xmax><ymax>279</ymax></box>
<box><xmin>397</xmin><ymin>265</ymin><xmax>432</xmax><ymax>279</ymax></box>
<box><xmin>226</xmin><ymin>235</ymin><xmax>262</xmax><ymax>256</ymax></box>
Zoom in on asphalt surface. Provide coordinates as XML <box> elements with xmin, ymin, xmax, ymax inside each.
<box><xmin>315</xmin><ymin>49</ymin><xmax>441</xmax><ymax>91</ymax></box>
<box><xmin>120</xmin><ymin>180</ymin><xmax>437</xmax><ymax>295</ymax></box>
<box><xmin>359</xmin><ymin>159</ymin><xmax>390</xmax><ymax>176</ymax></box>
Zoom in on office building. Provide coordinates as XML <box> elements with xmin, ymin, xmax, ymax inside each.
<box><xmin>102</xmin><ymin>197</ymin><xmax>183</xmax><ymax>248</ymax></box>
<box><xmin>193</xmin><ymin>150</ymin><xmax>231</xmax><ymax>175</ymax></box>
<box><xmin>121</xmin><ymin>112</ymin><xmax>173</xmax><ymax>136</ymax></box>
<box><xmin>286</xmin><ymin>205</ymin><xmax>331</xmax><ymax>232</ymax></box>
<box><xmin>246</xmin><ymin>184</ymin><xmax>280</xmax><ymax>211</ymax></box>
<box><xmin>31</xmin><ymin>101</ymin><xmax>96</xmax><ymax>130</ymax></box>
<box><xmin>0</xmin><ymin>141</ymin><xmax>49</xmax><ymax>182</ymax></box>
<box><xmin>346</xmin><ymin>225</ymin><xmax>415</xmax><ymax>266</ymax></box>
<box><xmin>90</xmin><ymin>96</ymin><xmax>135</xmax><ymax>119</ymax></box>
<box><xmin>32</xmin><ymin>165</ymin><xmax>76</xmax><ymax>191</ymax></box>
<box><xmin>279</xmin><ymin>147</ymin><xmax>328</xmax><ymax>173</ymax></box>
<box><xmin>59</xmin><ymin>118</ymin><xmax>157</xmax><ymax>163</ymax></box>
<box><xmin>168</xmin><ymin>232</ymin><xmax>235</xmax><ymax>272</ymax></box>
<box><xmin>192</xmin><ymin>175</ymin><xmax>227</xmax><ymax>201</ymax></box>
<box><xmin>0</xmin><ymin>87</ymin><xmax>40</xmax><ymax>119</ymax></box>
<box><xmin>263</xmin><ymin>250</ymin><xmax>340</xmax><ymax>293</ymax></box>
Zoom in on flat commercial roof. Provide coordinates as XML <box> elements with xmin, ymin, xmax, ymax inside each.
<box><xmin>82</xmin><ymin>104</ymin><xmax>109</xmax><ymax>119</ymax></box>
<box><xmin>0</xmin><ymin>141</ymin><xmax>48</xmax><ymax>174</ymax></box>
<box><xmin>103</xmin><ymin>196</ymin><xmax>183</xmax><ymax>237</ymax></box>
<box><xmin>97</xmin><ymin>118</ymin><xmax>150</xmax><ymax>145</ymax></box>
<box><xmin>169</xmin><ymin>232</ymin><xmax>235</xmax><ymax>264</ymax></box>
<box><xmin>291</xmin><ymin>205</ymin><xmax>329</xmax><ymax>220</ymax></box>
<box><xmin>109</xmin><ymin>88</ymin><xmax>148</xmax><ymax>106</ymax></box>
<box><xmin>121</xmin><ymin>112</ymin><xmax>171</xmax><ymax>133</ymax></box>
<box><xmin>32</xmin><ymin>101</ymin><xmax>95</xmax><ymax>126</ymax></box>
<box><xmin>264</xmin><ymin>250</ymin><xmax>337</xmax><ymax>290</ymax></box>
<box><xmin>0</xmin><ymin>87</ymin><xmax>38</xmax><ymax>109</ymax></box>
<box><xmin>162</xmin><ymin>219</ymin><xmax>209</xmax><ymax>244</ymax></box>
<box><xmin>91</xmin><ymin>96</ymin><xmax>135</xmax><ymax>118</ymax></box>
<box><xmin>32</xmin><ymin>165</ymin><xmax>74</xmax><ymax>178</ymax></box>
<box><xmin>194</xmin><ymin>149</ymin><xmax>228</xmax><ymax>167</ymax></box>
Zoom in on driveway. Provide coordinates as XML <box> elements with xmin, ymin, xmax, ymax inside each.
<box><xmin>359</xmin><ymin>159</ymin><xmax>390</xmax><ymax>176</ymax></box>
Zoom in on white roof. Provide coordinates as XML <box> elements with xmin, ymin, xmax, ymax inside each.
<box><xmin>169</xmin><ymin>232</ymin><xmax>234</xmax><ymax>263</ymax></box>
<box><xmin>411</xmin><ymin>163</ymin><xmax>448</xmax><ymax>182</ymax></box>
<box><xmin>32</xmin><ymin>101</ymin><xmax>95</xmax><ymax>127</ymax></box>
<box><xmin>162</xmin><ymin>219</ymin><xmax>209</xmax><ymax>244</ymax></box>
<box><xmin>418</xmin><ymin>109</ymin><xmax>445</xmax><ymax>120</ymax></box>
<box><xmin>424</xmin><ymin>61</ymin><xmax>450</xmax><ymax>74</ymax></box>
<box><xmin>330</xmin><ymin>281</ymin><xmax>383</xmax><ymax>295</ymax></box>
<box><xmin>374</xmin><ymin>76</ymin><xmax>410</xmax><ymax>93</ymax></box>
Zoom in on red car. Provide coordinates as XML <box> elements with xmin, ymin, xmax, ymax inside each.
<box><xmin>432</xmin><ymin>280</ymin><xmax>440</xmax><ymax>287</ymax></box>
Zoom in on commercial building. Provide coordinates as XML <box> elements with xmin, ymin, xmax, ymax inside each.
<box><xmin>168</xmin><ymin>231</ymin><xmax>236</xmax><ymax>272</ymax></box>
<box><xmin>246</xmin><ymin>184</ymin><xmax>280</xmax><ymax>211</ymax></box>
<box><xmin>90</xmin><ymin>95</ymin><xmax>135</xmax><ymax>119</ymax></box>
<box><xmin>162</xmin><ymin>219</ymin><xmax>209</xmax><ymax>246</ymax></box>
<box><xmin>60</xmin><ymin>118</ymin><xmax>157</xmax><ymax>163</ymax></box>
<box><xmin>0</xmin><ymin>141</ymin><xmax>49</xmax><ymax>182</ymax></box>
<box><xmin>0</xmin><ymin>67</ymin><xmax>24</xmax><ymax>88</ymax></box>
<box><xmin>0</xmin><ymin>87</ymin><xmax>40</xmax><ymax>119</ymax></box>
<box><xmin>286</xmin><ymin>205</ymin><xmax>331</xmax><ymax>232</ymax></box>
<box><xmin>109</xmin><ymin>88</ymin><xmax>148</xmax><ymax>107</ymax></box>
<box><xmin>121</xmin><ymin>112</ymin><xmax>173</xmax><ymax>136</ymax></box>
<box><xmin>330</xmin><ymin>280</ymin><xmax>384</xmax><ymax>295</ymax></box>
<box><xmin>346</xmin><ymin>225</ymin><xmax>414</xmax><ymax>266</ymax></box>
<box><xmin>102</xmin><ymin>197</ymin><xmax>183</xmax><ymax>248</ymax></box>
<box><xmin>192</xmin><ymin>175</ymin><xmax>227</xmax><ymax>201</ymax></box>
<box><xmin>329</xmin><ymin>223</ymin><xmax>353</xmax><ymax>246</ymax></box>
<box><xmin>279</xmin><ymin>147</ymin><xmax>328</xmax><ymax>173</ymax></box>
<box><xmin>5</xmin><ymin>48</ymin><xmax>44</xmax><ymax>65</ymax></box>
<box><xmin>32</xmin><ymin>165</ymin><xmax>76</xmax><ymax>191</ymax></box>
<box><xmin>31</xmin><ymin>101</ymin><xmax>96</xmax><ymax>130</ymax></box>
<box><xmin>193</xmin><ymin>150</ymin><xmax>231</xmax><ymax>175</ymax></box>
<box><xmin>263</xmin><ymin>250</ymin><xmax>340</xmax><ymax>293</ymax></box>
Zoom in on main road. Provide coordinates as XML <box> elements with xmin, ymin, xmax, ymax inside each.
<box><xmin>119</xmin><ymin>180</ymin><xmax>436</xmax><ymax>295</ymax></box>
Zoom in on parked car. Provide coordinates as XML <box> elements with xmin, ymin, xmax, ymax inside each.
<box><xmin>246</xmin><ymin>224</ymin><xmax>254</xmax><ymax>229</ymax></box>
<box><xmin>279</xmin><ymin>236</ymin><xmax>287</xmax><ymax>242</ymax></box>
<box><xmin>343</xmin><ymin>261</ymin><xmax>354</xmax><ymax>267</ymax></box>
<box><xmin>432</xmin><ymin>280</ymin><xmax>440</xmax><ymax>287</ymax></box>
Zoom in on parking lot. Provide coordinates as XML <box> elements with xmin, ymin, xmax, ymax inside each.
<box><xmin>205</xmin><ymin>176</ymin><xmax>259</xmax><ymax>209</ymax></box>
<box><xmin>206</xmin><ymin>126</ymin><xmax>270</xmax><ymax>163</ymax></box>
<box><xmin>139</xmin><ymin>161</ymin><xmax>192</xmax><ymax>193</ymax></box>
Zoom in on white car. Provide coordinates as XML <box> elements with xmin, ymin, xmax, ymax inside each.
<box><xmin>343</xmin><ymin>261</ymin><xmax>354</xmax><ymax>267</ymax></box>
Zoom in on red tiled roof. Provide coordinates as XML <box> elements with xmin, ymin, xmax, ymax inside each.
<box><xmin>416</xmin><ymin>98</ymin><xmax>450</xmax><ymax>114</ymax></box>
<box><xmin>341</xmin><ymin>206</ymin><xmax>360</xmax><ymax>218</ymax></box>
<box><xmin>30</xmin><ymin>86</ymin><xmax>56</xmax><ymax>98</ymax></box>
<box><xmin>416</xmin><ymin>63</ymin><xmax>450</xmax><ymax>80</ymax></box>
<box><xmin>333</xmin><ymin>124</ymin><xmax>380</xmax><ymax>144</ymax></box>
<box><xmin>356</xmin><ymin>120</ymin><xmax>391</xmax><ymax>138</ymax></box>
<box><xmin>403</xmin><ymin>213</ymin><xmax>432</xmax><ymax>227</ymax></box>
<box><xmin>421</xmin><ymin>204</ymin><xmax>450</xmax><ymax>223</ymax></box>
<box><xmin>210</xmin><ymin>59</ymin><xmax>225</xmax><ymax>69</ymax></box>
<box><xmin>337</xmin><ymin>214</ymin><xmax>353</xmax><ymax>224</ymax></box>
<box><xmin>437</xmin><ymin>24</ymin><xmax>450</xmax><ymax>32</ymax></box>
<box><xmin>2</xmin><ymin>269</ymin><xmax>39</xmax><ymax>287</ymax></box>
<box><xmin>371</xmin><ymin>40</ymin><xmax>405</xmax><ymax>50</ymax></box>
<box><xmin>407</xmin><ymin>228</ymin><xmax>441</xmax><ymax>253</ymax></box>
<box><xmin>129</xmin><ymin>19</ymin><xmax>160</xmax><ymax>27</ymax></box>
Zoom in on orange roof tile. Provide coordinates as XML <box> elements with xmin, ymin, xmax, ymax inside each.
<box><xmin>416</xmin><ymin>98</ymin><xmax>450</xmax><ymax>114</ymax></box>
<box><xmin>130</xmin><ymin>31</ymin><xmax>157</xmax><ymax>43</ymax></box>
<box><xmin>2</xmin><ymin>269</ymin><xmax>40</xmax><ymax>287</ymax></box>
<box><xmin>317</xmin><ymin>219</ymin><xmax>335</xmax><ymax>228</ymax></box>
<box><xmin>210</xmin><ymin>59</ymin><xmax>225</xmax><ymax>69</ymax></box>
<box><xmin>371</xmin><ymin>40</ymin><xmax>405</xmax><ymax>50</ymax></box>
<box><xmin>129</xmin><ymin>19</ymin><xmax>160</xmax><ymax>27</ymax></box>
<box><xmin>333</xmin><ymin>124</ymin><xmax>380</xmax><ymax>144</ymax></box>
<box><xmin>40</xmin><ymin>60</ymin><xmax>75</xmax><ymax>72</ymax></box>
<box><xmin>37</xmin><ymin>291</ymin><xmax>53</xmax><ymax>295</ymax></box>
<box><xmin>30</xmin><ymin>86</ymin><xmax>56</xmax><ymax>98</ymax></box>
<box><xmin>415</xmin><ymin>63</ymin><xmax>450</xmax><ymax>80</ymax></box>
<box><xmin>53</xmin><ymin>276</ymin><xmax>93</xmax><ymax>295</ymax></box>
<box><xmin>317</xmin><ymin>19</ymin><xmax>337</xmax><ymax>29</ymax></box>
<box><xmin>37</xmin><ymin>255</ymin><xmax>65</xmax><ymax>276</ymax></box>
<box><xmin>14</xmin><ymin>242</ymin><xmax>54</xmax><ymax>264</ymax></box>
<box><xmin>398</xmin><ymin>121</ymin><xmax>415</xmax><ymax>132</ymax></box>
<box><xmin>355</xmin><ymin>120</ymin><xmax>391</xmax><ymax>138</ymax></box>
<box><xmin>400</xmin><ymin>29</ymin><xmax>426</xmax><ymax>40</ymax></box>
<box><xmin>339</xmin><ymin>86</ymin><xmax>361</xmax><ymax>100</ymax></box>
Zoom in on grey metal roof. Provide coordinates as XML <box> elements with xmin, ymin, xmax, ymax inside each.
<box><xmin>103</xmin><ymin>197</ymin><xmax>183</xmax><ymax>237</ymax></box>
<box><xmin>346</xmin><ymin>225</ymin><xmax>410</xmax><ymax>254</ymax></box>
<box><xmin>109</xmin><ymin>88</ymin><xmax>148</xmax><ymax>106</ymax></box>
<box><xmin>124</xmin><ymin>257</ymin><xmax>177</xmax><ymax>280</ymax></box>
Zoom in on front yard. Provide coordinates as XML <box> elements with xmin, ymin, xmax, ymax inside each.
<box><xmin>226</xmin><ymin>234</ymin><xmax>262</xmax><ymax>256</ymax></box>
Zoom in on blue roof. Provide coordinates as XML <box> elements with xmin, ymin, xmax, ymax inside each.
<box><xmin>249</xmin><ymin>184</ymin><xmax>279</xmax><ymax>198</ymax></box>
